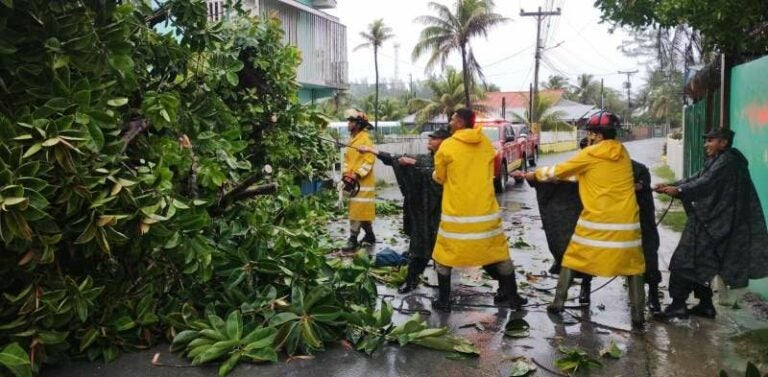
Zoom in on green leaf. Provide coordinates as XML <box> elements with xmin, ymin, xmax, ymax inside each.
<box><xmin>107</xmin><ymin>98</ymin><xmax>128</xmax><ymax>107</ymax></box>
<box><xmin>599</xmin><ymin>340</ymin><xmax>623</xmax><ymax>359</ymax></box>
<box><xmin>509</xmin><ymin>358</ymin><xmax>537</xmax><ymax>376</ymax></box>
<box><xmin>113</xmin><ymin>315</ymin><xmax>136</xmax><ymax>332</ymax></box>
<box><xmin>225</xmin><ymin>311</ymin><xmax>242</xmax><ymax>341</ymax></box>
<box><xmin>269</xmin><ymin>312</ymin><xmax>299</xmax><ymax>327</ymax></box>
<box><xmin>504</xmin><ymin>318</ymin><xmax>530</xmax><ymax>338</ymax></box>
<box><xmin>241</xmin><ymin>327</ymin><xmax>276</xmax><ymax>348</ymax></box>
<box><xmin>87</xmin><ymin>122</ymin><xmax>104</xmax><ymax>151</ymax></box>
<box><xmin>0</xmin><ymin>343</ymin><xmax>32</xmax><ymax>377</ymax></box>
<box><xmin>218</xmin><ymin>352</ymin><xmax>241</xmax><ymax>377</ymax></box>
<box><xmin>22</xmin><ymin>143</ymin><xmax>42</xmax><ymax>159</ymax></box>
<box><xmin>225</xmin><ymin>72</ymin><xmax>239</xmax><ymax>86</ymax></box>
<box><xmin>79</xmin><ymin>328</ymin><xmax>99</xmax><ymax>352</ymax></box>
<box><xmin>0</xmin><ymin>0</ymin><xmax>12</xmax><ymax>10</ymax></box>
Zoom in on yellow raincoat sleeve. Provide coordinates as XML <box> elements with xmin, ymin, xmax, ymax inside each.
<box><xmin>432</xmin><ymin>148</ymin><xmax>448</xmax><ymax>184</ymax></box>
<box><xmin>354</xmin><ymin>144</ymin><xmax>375</xmax><ymax>178</ymax></box>
<box><xmin>534</xmin><ymin>148</ymin><xmax>591</xmax><ymax>182</ymax></box>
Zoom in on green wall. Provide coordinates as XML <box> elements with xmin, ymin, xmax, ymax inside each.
<box><xmin>730</xmin><ymin>55</ymin><xmax>768</xmax><ymax>298</ymax></box>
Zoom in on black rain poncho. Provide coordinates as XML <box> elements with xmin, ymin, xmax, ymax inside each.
<box><xmin>378</xmin><ymin>152</ymin><xmax>443</xmax><ymax>259</ymax></box>
<box><xmin>670</xmin><ymin>148</ymin><xmax>768</xmax><ymax>288</ymax></box>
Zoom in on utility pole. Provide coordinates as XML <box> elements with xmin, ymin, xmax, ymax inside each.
<box><xmin>520</xmin><ymin>6</ymin><xmax>561</xmax><ymax>124</ymax></box>
<box><xmin>393</xmin><ymin>43</ymin><xmax>401</xmax><ymax>86</ymax></box>
<box><xmin>600</xmin><ymin>79</ymin><xmax>605</xmax><ymax>110</ymax></box>
<box><xmin>618</xmin><ymin>69</ymin><xmax>638</xmax><ymax>126</ymax></box>
<box><xmin>408</xmin><ymin>73</ymin><xmax>414</xmax><ymax>97</ymax></box>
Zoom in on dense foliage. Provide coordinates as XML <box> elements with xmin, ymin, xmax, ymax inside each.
<box><xmin>0</xmin><ymin>0</ymin><xmax>391</xmax><ymax>375</ymax></box>
<box><xmin>594</xmin><ymin>0</ymin><xmax>768</xmax><ymax>55</ymax></box>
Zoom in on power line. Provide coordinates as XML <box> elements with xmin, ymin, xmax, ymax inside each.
<box><xmin>483</xmin><ymin>44</ymin><xmax>535</xmax><ymax>68</ymax></box>
<box><xmin>520</xmin><ymin>6</ymin><xmax>562</xmax><ymax>123</ymax></box>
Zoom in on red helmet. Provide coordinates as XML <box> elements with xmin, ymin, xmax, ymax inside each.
<box><xmin>582</xmin><ymin>110</ymin><xmax>621</xmax><ymax>131</ymax></box>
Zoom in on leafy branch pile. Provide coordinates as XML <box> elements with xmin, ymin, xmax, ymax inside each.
<box><xmin>0</xmin><ymin>1</ymin><xmax>479</xmax><ymax>376</ymax></box>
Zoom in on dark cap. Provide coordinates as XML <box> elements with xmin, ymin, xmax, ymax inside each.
<box><xmin>428</xmin><ymin>128</ymin><xmax>451</xmax><ymax>139</ymax></box>
<box><xmin>702</xmin><ymin>128</ymin><xmax>734</xmax><ymax>142</ymax></box>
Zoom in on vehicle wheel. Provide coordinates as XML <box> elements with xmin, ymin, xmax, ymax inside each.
<box><xmin>514</xmin><ymin>157</ymin><xmax>526</xmax><ymax>183</ymax></box>
<box><xmin>494</xmin><ymin>161</ymin><xmax>508</xmax><ymax>193</ymax></box>
<box><xmin>528</xmin><ymin>147</ymin><xmax>539</xmax><ymax>167</ymax></box>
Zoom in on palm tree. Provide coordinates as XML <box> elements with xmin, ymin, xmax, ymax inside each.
<box><xmin>543</xmin><ymin>75</ymin><xmax>569</xmax><ymax>90</ymax></box>
<box><xmin>412</xmin><ymin>0</ymin><xmax>508</xmax><ymax>108</ymax></box>
<box><xmin>565</xmin><ymin>73</ymin><xmax>602</xmax><ymax>106</ymax></box>
<box><xmin>410</xmin><ymin>67</ymin><xmax>486</xmax><ymax>125</ymax></box>
<box><xmin>354</xmin><ymin>19</ymin><xmax>395</xmax><ymax>131</ymax></box>
<box><xmin>512</xmin><ymin>95</ymin><xmax>569</xmax><ymax>132</ymax></box>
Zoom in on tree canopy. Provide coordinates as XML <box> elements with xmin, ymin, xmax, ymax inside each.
<box><xmin>594</xmin><ymin>0</ymin><xmax>768</xmax><ymax>55</ymax></box>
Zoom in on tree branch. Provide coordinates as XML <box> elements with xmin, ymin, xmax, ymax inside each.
<box><xmin>146</xmin><ymin>5</ymin><xmax>170</xmax><ymax>28</ymax></box>
<box><xmin>121</xmin><ymin>118</ymin><xmax>149</xmax><ymax>148</ymax></box>
<box><xmin>209</xmin><ymin>180</ymin><xmax>278</xmax><ymax>216</ymax></box>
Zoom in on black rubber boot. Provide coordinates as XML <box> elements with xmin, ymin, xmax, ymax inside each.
<box><xmin>398</xmin><ymin>269</ymin><xmax>420</xmax><ymax>294</ymax></box>
<box><xmin>628</xmin><ymin>275</ymin><xmax>646</xmax><ymax>327</ymax></box>
<box><xmin>342</xmin><ymin>234</ymin><xmax>358</xmax><ymax>251</ymax></box>
<box><xmin>433</xmin><ymin>273</ymin><xmax>452</xmax><ymax>312</ymax></box>
<box><xmin>656</xmin><ymin>300</ymin><xmax>689</xmax><ymax>319</ymax></box>
<box><xmin>360</xmin><ymin>223</ymin><xmax>376</xmax><ymax>245</ymax></box>
<box><xmin>578</xmin><ymin>277</ymin><xmax>592</xmax><ymax>306</ymax></box>
<box><xmin>647</xmin><ymin>282</ymin><xmax>661</xmax><ymax>313</ymax></box>
<box><xmin>499</xmin><ymin>273</ymin><xmax>528</xmax><ymax>310</ymax></box>
<box><xmin>548</xmin><ymin>267</ymin><xmax>574</xmax><ymax>313</ymax></box>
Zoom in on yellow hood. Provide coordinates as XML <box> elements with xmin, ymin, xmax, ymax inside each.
<box><xmin>586</xmin><ymin>139</ymin><xmax>624</xmax><ymax>161</ymax></box>
<box><xmin>452</xmin><ymin>128</ymin><xmax>484</xmax><ymax>144</ymax></box>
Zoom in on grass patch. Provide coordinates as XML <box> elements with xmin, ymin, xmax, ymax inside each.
<box><xmin>653</xmin><ymin>165</ymin><xmax>676</xmax><ymax>183</ymax></box>
<box><xmin>659</xmin><ymin>210</ymin><xmax>687</xmax><ymax>232</ymax></box>
<box><xmin>732</xmin><ymin>329</ymin><xmax>768</xmax><ymax>367</ymax></box>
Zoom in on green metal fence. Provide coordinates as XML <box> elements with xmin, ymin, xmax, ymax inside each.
<box><xmin>682</xmin><ymin>89</ymin><xmax>720</xmax><ymax>177</ymax></box>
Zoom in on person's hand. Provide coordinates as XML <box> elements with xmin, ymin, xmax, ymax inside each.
<box><xmin>357</xmin><ymin>146</ymin><xmax>376</xmax><ymax>154</ymax></box>
<box><xmin>653</xmin><ymin>183</ymin><xmax>669</xmax><ymax>192</ymax></box>
<box><xmin>658</xmin><ymin>186</ymin><xmax>679</xmax><ymax>197</ymax></box>
<box><xmin>343</xmin><ymin>173</ymin><xmax>358</xmax><ymax>184</ymax></box>
<box><xmin>635</xmin><ymin>182</ymin><xmax>643</xmax><ymax>191</ymax></box>
<box><xmin>398</xmin><ymin>157</ymin><xmax>417</xmax><ymax>166</ymax></box>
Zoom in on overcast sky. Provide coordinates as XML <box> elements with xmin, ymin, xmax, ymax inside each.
<box><xmin>326</xmin><ymin>0</ymin><xmax>647</xmax><ymax>93</ymax></box>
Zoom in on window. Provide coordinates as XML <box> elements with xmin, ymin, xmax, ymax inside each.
<box><xmin>482</xmin><ymin>127</ymin><xmax>500</xmax><ymax>142</ymax></box>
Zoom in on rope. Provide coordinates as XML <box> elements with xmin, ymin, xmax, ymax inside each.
<box><xmin>656</xmin><ymin>198</ymin><xmax>676</xmax><ymax>226</ymax></box>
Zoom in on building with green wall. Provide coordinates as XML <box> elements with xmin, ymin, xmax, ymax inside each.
<box><xmin>207</xmin><ymin>0</ymin><xmax>348</xmax><ymax>103</ymax></box>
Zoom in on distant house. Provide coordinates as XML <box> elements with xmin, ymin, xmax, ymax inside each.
<box><xmin>401</xmin><ymin>89</ymin><xmax>595</xmax><ymax>132</ymax></box>
<box><xmin>479</xmin><ymin>89</ymin><xmax>596</xmax><ymax>125</ymax></box>
<box><xmin>206</xmin><ymin>0</ymin><xmax>348</xmax><ymax>103</ymax></box>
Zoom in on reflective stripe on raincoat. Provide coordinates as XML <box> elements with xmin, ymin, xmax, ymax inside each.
<box><xmin>344</xmin><ymin>130</ymin><xmax>375</xmax><ymax>221</ymax></box>
<box><xmin>432</xmin><ymin>128</ymin><xmax>509</xmax><ymax>267</ymax></box>
<box><xmin>534</xmin><ymin>139</ymin><xmax>644</xmax><ymax>277</ymax></box>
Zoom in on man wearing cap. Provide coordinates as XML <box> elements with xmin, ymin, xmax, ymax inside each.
<box><xmin>431</xmin><ymin>108</ymin><xmax>528</xmax><ymax>312</ymax></box>
<box><xmin>358</xmin><ymin>128</ymin><xmax>450</xmax><ymax>293</ymax></box>
<box><xmin>342</xmin><ymin>109</ymin><xmax>376</xmax><ymax>251</ymax></box>
<box><xmin>655</xmin><ymin>128</ymin><xmax>768</xmax><ymax>319</ymax></box>
<box><xmin>517</xmin><ymin>111</ymin><xmax>646</xmax><ymax>326</ymax></box>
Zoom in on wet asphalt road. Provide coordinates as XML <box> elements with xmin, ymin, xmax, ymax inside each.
<box><xmin>43</xmin><ymin>138</ymin><xmax>757</xmax><ymax>377</ymax></box>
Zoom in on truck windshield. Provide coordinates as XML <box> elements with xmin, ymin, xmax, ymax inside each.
<box><xmin>481</xmin><ymin>127</ymin><xmax>500</xmax><ymax>142</ymax></box>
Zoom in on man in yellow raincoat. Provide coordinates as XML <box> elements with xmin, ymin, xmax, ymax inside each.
<box><xmin>342</xmin><ymin>109</ymin><xmax>376</xmax><ymax>251</ymax></box>
<box><xmin>431</xmin><ymin>108</ymin><xmax>527</xmax><ymax>312</ymax></box>
<box><xmin>518</xmin><ymin>111</ymin><xmax>646</xmax><ymax>326</ymax></box>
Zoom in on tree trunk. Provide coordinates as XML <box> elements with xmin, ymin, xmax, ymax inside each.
<box><xmin>460</xmin><ymin>45</ymin><xmax>471</xmax><ymax>108</ymax></box>
<box><xmin>374</xmin><ymin>46</ymin><xmax>379</xmax><ymax>132</ymax></box>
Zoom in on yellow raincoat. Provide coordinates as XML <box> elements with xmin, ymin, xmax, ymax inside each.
<box><xmin>535</xmin><ymin>140</ymin><xmax>644</xmax><ymax>276</ymax></box>
<box><xmin>432</xmin><ymin>128</ymin><xmax>509</xmax><ymax>267</ymax></box>
<box><xmin>344</xmin><ymin>130</ymin><xmax>375</xmax><ymax>221</ymax></box>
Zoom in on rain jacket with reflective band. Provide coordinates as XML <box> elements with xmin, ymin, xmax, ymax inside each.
<box><xmin>344</xmin><ymin>130</ymin><xmax>376</xmax><ymax>221</ymax></box>
<box><xmin>431</xmin><ymin>127</ymin><xmax>509</xmax><ymax>267</ymax></box>
<box><xmin>534</xmin><ymin>140</ymin><xmax>644</xmax><ymax>276</ymax></box>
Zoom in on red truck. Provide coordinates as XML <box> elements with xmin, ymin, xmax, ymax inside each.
<box><xmin>512</xmin><ymin>124</ymin><xmax>540</xmax><ymax>169</ymax></box>
<box><xmin>477</xmin><ymin>119</ymin><xmax>526</xmax><ymax>193</ymax></box>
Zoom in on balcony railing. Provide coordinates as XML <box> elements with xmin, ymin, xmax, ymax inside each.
<box><xmin>258</xmin><ymin>0</ymin><xmax>348</xmax><ymax>89</ymax></box>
